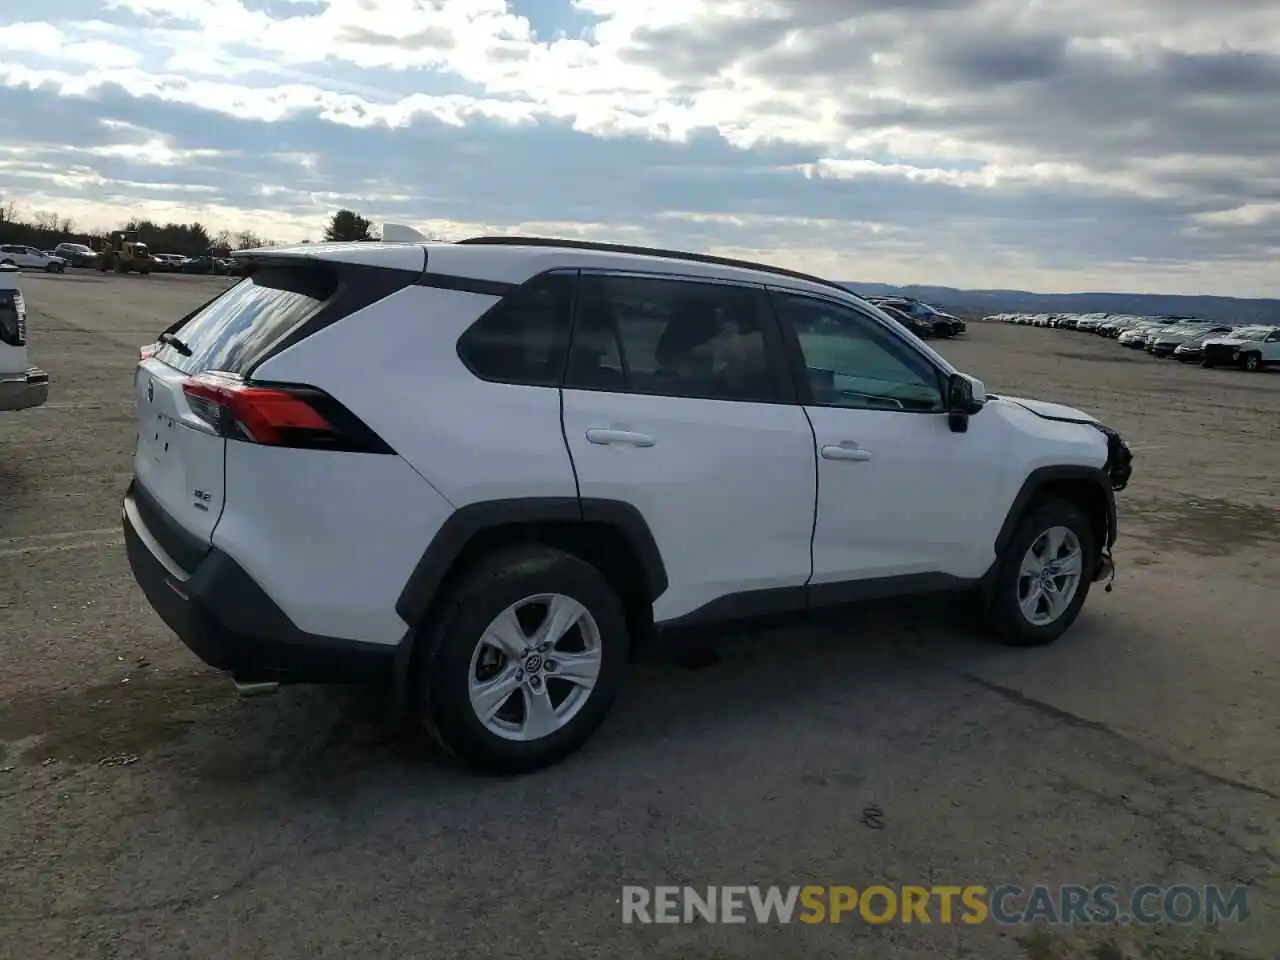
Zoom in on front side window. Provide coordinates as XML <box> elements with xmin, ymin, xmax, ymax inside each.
<box><xmin>565</xmin><ymin>273</ymin><xmax>780</xmax><ymax>403</ymax></box>
<box><xmin>457</xmin><ymin>271</ymin><xmax>573</xmax><ymax>386</ymax></box>
<box><xmin>772</xmin><ymin>291</ymin><xmax>944</xmax><ymax>413</ymax></box>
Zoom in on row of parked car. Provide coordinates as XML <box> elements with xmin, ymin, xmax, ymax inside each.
<box><xmin>989</xmin><ymin>312</ymin><xmax>1280</xmax><ymax>371</ymax></box>
<box><xmin>1</xmin><ymin>243</ymin><xmax>246</xmax><ymax>277</ymax></box>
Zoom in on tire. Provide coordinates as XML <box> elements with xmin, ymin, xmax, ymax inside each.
<box><xmin>1242</xmin><ymin>353</ymin><xmax>1262</xmax><ymax>372</ymax></box>
<box><xmin>415</xmin><ymin>545</ymin><xmax>630</xmax><ymax>774</ymax></box>
<box><xmin>984</xmin><ymin>497</ymin><xmax>1096</xmax><ymax>647</ymax></box>
<box><xmin>1201</xmin><ymin>358</ymin><xmax>1215</xmax><ymax>368</ymax></box>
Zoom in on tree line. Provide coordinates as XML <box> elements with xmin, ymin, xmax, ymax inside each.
<box><xmin>0</xmin><ymin>200</ymin><xmax>383</xmax><ymax>257</ymax></box>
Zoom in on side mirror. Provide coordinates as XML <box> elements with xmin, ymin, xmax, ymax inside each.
<box><xmin>946</xmin><ymin>373</ymin><xmax>984</xmax><ymax>432</ymax></box>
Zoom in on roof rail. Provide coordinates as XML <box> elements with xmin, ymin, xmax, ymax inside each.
<box><xmin>455</xmin><ymin>235</ymin><xmax>853</xmax><ymax>296</ymax></box>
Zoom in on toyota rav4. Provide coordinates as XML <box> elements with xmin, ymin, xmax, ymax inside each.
<box><xmin>122</xmin><ymin>237</ymin><xmax>1133</xmax><ymax>773</ymax></box>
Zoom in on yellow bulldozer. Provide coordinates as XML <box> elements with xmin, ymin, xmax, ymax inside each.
<box><xmin>91</xmin><ymin>230</ymin><xmax>154</xmax><ymax>275</ymax></box>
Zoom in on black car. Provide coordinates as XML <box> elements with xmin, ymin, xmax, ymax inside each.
<box><xmin>1147</xmin><ymin>323</ymin><xmax>1231</xmax><ymax>358</ymax></box>
<box><xmin>1171</xmin><ymin>327</ymin><xmax>1235</xmax><ymax>363</ymax></box>
<box><xmin>868</xmin><ymin>296</ymin><xmax>962</xmax><ymax>337</ymax></box>
<box><xmin>52</xmin><ymin>242</ymin><xmax>98</xmax><ymax>267</ymax></box>
<box><xmin>878</xmin><ymin>304</ymin><xmax>935</xmax><ymax>338</ymax></box>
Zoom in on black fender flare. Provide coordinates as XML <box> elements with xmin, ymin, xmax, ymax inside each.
<box><xmin>993</xmin><ymin>465</ymin><xmax>1117</xmax><ymax>560</ymax></box>
<box><xmin>393</xmin><ymin>496</ymin><xmax>669</xmax><ymax>631</ymax></box>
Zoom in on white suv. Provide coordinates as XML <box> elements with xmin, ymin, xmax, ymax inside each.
<box><xmin>0</xmin><ymin>265</ymin><xmax>50</xmax><ymax>411</ymax></box>
<box><xmin>0</xmin><ymin>244</ymin><xmax>67</xmax><ymax>273</ymax></box>
<box><xmin>122</xmin><ymin>237</ymin><xmax>1133</xmax><ymax>773</ymax></box>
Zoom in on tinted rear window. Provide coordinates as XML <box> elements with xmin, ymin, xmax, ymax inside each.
<box><xmin>155</xmin><ymin>266</ymin><xmax>336</xmax><ymax>375</ymax></box>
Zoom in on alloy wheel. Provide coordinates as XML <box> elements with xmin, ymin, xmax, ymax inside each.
<box><xmin>1017</xmin><ymin>526</ymin><xmax>1084</xmax><ymax>627</ymax></box>
<box><xmin>467</xmin><ymin>593</ymin><xmax>603</xmax><ymax>742</ymax></box>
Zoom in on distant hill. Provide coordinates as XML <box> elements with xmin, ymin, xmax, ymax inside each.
<box><xmin>841</xmin><ymin>283</ymin><xmax>1280</xmax><ymax>325</ymax></box>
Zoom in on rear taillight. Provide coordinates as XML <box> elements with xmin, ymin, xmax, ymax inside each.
<box><xmin>139</xmin><ymin>342</ymin><xmax>158</xmax><ymax>360</ymax></box>
<box><xmin>180</xmin><ymin>372</ymin><xmax>393</xmax><ymax>453</ymax></box>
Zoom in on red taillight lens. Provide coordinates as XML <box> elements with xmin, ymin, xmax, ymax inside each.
<box><xmin>140</xmin><ymin>342</ymin><xmax>158</xmax><ymax>361</ymax></box>
<box><xmin>180</xmin><ymin>373</ymin><xmax>391</xmax><ymax>453</ymax></box>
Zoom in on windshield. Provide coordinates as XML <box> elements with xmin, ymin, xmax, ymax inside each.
<box><xmin>1185</xmin><ymin>329</ymin><xmax>1228</xmax><ymax>344</ymax></box>
<box><xmin>154</xmin><ymin>265</ymin><xmax>336</xmax><ymax>375</ymax></box>
<box><xmin>1227</xmin><ymin>327</ymin><xmax>1271</xmax><ymax>341</ymax></box>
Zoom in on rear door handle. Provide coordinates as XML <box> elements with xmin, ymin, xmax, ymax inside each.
<box><xmin>586</xmin><ymin>428</ymin><xmax>655</xmax><ymax>447</ymax></box>
<box><xmin>821</xmin><ymin>442</ymin><xmax>872</xmax><ymax>462</ymax></box>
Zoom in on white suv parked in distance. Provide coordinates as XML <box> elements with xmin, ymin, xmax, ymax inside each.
<box><xmin>0</xmin><ymin>244</ymin><xmax>67</xmax><ymax>273</ymax></box>
<box><xmin>122</xmin><ymin>237</ymin><xmax>1134</xmax><ymax>773</ymax></box>
<box><xmin>0</xmin><ymin>265</ymin><xmax>50</xmax><ymax>411</ymax></box>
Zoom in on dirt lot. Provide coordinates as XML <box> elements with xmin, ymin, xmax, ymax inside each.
<box><xmin>1</xmin><ymin>272</ymin><xmax>1277</xmax><ymax>960</ymax></box>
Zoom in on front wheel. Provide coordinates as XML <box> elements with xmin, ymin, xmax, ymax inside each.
<box><xmin>1201</xmin><ymin>358</ymin><xmax>1216</xmax><ymax>368</ymax></box>
<box><xmin>984</xmin><ymin>498</ymin><xmax>1096</xmax><ymax>647</ymax></box>
<box><xmin>1242</xmin><ymin>353</ymin><xmax>1262</xmax><ymax>372</ymax></box>
<box><xmin>415</xmin><ymin>545</ymin><xmax>629</xmax><ymax>774</ymax></box>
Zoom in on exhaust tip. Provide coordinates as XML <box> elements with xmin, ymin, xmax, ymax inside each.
<box><xmin>233</xmin><ymin>680</ymin><xmax>280</xmax><ymax>698</ymax></box>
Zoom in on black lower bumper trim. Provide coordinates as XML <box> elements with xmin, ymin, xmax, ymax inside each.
<box><xmin>123</xmin><ymin>495</ymin><xmax>395</xmax><ymax>685</ymax></box>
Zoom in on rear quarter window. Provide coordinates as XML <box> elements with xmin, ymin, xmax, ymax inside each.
<box><xmin>155</xmin><ymin>266</ymin><xmax>336</xmax><ymax>375</ymax></box>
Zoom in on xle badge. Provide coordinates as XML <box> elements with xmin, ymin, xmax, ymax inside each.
<box><xmin>193</xmin><ymin>489</ymin><xmax>212</xmax><ymax>512</ymax></box>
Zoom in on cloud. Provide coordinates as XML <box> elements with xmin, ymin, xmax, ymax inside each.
<box><xmin>0</xmin><ymin>0</ymin><xmax>1278</xmax><ymax>295</ymax></box>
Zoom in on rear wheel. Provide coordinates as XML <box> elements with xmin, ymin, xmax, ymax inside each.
<box><xmin>415</xmin><ymin>545</ymin><xmax>629</xmax><ymax>774</ymax></box>
<box><xmin>985</xmin><ymin>498</ymin><xmax>1096</xmax><ymax>647</ymax></box>
<box><xmin>1242</xmin><ymin>352</ymin><xmax>1262</xmax><ymax>372</ymax></box>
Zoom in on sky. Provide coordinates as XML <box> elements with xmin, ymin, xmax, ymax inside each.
<box><xmin>2</xmin><ymin>1</ymin><xmax>1279</xmax><ymax>296</ymax></box>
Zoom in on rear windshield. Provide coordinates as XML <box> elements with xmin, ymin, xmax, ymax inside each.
<box><xmin>155</xmin><ymin>265</ymin><xmax>336</xmax><ymax>375</ymax></box>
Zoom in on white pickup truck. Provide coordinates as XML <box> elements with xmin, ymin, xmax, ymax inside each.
<box><xmin>0</xmin><ymin>265</ymin><xmax>49</xmax><ymax>411</ymax></box>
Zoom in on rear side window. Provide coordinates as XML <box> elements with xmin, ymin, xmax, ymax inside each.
<box><xmin>155</xmin><ymin>266</ymin><xmax>336</xmax><ymax>375</ymax></box>
<box><xmin>565</xmin><ymin>273</ymin><xmax>782</xmax><ymax>402</ymax></box>
<box><xmin>456</xmin><ymin>272</ymin><xmax>574</xmax><ymax>386</ymax></box>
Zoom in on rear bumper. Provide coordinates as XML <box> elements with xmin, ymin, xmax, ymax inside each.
<box><xmin>122</xmin><ymin>481</ymin><xmax>396</xmax><ymax>685</ymax></box>
<box><xmin>0</xmin><ymin>367</ymin><xmax>49</xmax><ymax>411</ymax></box>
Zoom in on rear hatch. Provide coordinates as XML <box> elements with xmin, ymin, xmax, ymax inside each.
<box><xmin>132</xmin><ymin>264</ymin><xmax>339</xmax><ymax>568</ymax></box>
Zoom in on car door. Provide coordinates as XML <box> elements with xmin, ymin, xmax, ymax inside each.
<box><xmin>17</xmin><ymin>247</ymin><xmax>43</xmax><ymax>269</ymax></box>
<box><xmin>1263</xmin><ymin>329</ymin><xmax>1280</xmax><ymax>362</ymax></box>
<box><xmin>560</xmin><ymin>271</ymin><xmax>817</xmax><ymax>624</ymax></box>
<box><xmin>768</xmin><ymin>288</ymin><xmax>1010</xmax><ymax>592</ymax></box>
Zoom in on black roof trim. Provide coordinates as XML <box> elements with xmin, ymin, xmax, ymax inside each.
<box><xmin>455</xmin><ymin>235</ymin><xmax>853</xmax><ymax>297</ymax></box>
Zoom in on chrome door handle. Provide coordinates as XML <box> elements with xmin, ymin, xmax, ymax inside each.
<box><xmin>821</xmin><ymin>443</ymin><xmax>872</xmax><ymax>462</ymax></box>
<box><xmin>586</xmin><ymin>428</ymin><xmax>655</xmax><ymax>447</ymax></box>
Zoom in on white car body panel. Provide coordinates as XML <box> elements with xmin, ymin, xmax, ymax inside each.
<box><xmin>561</xmin><ymin>390</ymin><xmax>818</xmax><ymax>622</ymax></box>
<box><xmin>214</xmin><ymin>443</ymin><xmax>453</xmax><ymax>643</ymax></box>
<box><xmin>133</xmin><ymin>357</ymin><xmax>227</xmax><ymax>544</ymax></box>
<box><xmin>806</xmin><ymin>399</ymin><xmax>1106</xmax><ymax>584</ymax></box>
<box><xmin>254</xmin><ymin>285</ymin><xmax>578</xmax><ymax>506</ymax></box>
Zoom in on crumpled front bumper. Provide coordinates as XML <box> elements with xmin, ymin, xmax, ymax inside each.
<box><xmin>0</xmin><ymin>367</ymin><xmax>49</xmax><ymax>411</ymax></box>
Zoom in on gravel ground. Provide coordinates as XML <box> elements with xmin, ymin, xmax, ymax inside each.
<box><xmin>1</xmin><ymin>272</ymin><xmax>1276</xmax><ymax>960</ymax></box>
